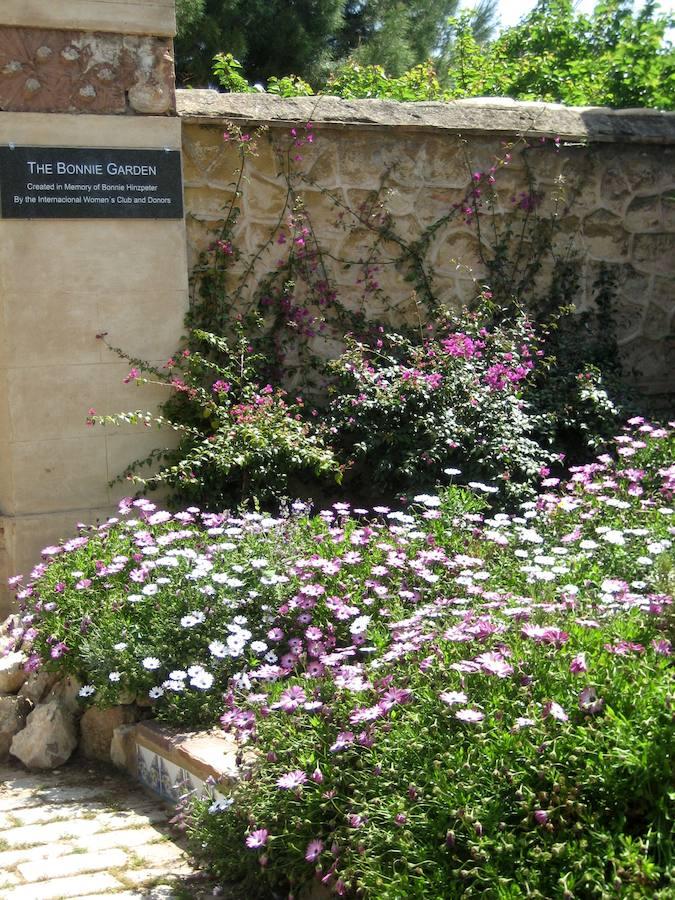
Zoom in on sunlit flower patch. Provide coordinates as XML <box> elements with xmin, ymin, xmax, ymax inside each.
<box><xmin>6</xmin><ymin>420</ymin><xmax>674</xmax><ymax>897</ymax></box>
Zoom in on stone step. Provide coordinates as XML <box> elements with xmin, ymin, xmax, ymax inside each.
<box><xmin>113</xmin><ymin>721</ymin><xmax>252</xmax><ymax>806</ymax></box>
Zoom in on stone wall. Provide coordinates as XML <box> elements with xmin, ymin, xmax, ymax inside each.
<box><xmin>0</xmin><ymin>1</ymin><xmax>186</xmax><ymax>614</ymax></box>
<box><xmin>179</xmin><ymin>92</ymin><xmax>675</xmax><ymax>399</ymax></box>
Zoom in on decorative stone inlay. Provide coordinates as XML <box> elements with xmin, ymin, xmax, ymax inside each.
<box><xmin>0</xmin><ymin>26</ymin><xmax>175</xmax><ymax>114</ymax></box>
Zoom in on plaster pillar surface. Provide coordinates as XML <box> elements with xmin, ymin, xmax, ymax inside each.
<box><xmin>0</xmin><ymin>1</ymin><xmax>186</xmax><ymax>614</ymax></box>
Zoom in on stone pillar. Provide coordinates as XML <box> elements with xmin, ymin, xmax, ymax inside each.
<box><xmin>0</xmin><ymin>1</ymin><xmax>187</xmax><ymax>614</ymax></box>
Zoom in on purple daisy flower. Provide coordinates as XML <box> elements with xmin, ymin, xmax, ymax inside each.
<box><xmin>245</xmin><ymin>828</ymin><xmax>269</xmax><ymax>849</ymax></box>
<box><xmin>455</xmin><ymin>708</ymin><xmax>484</xmax><ymax>723</ymax></box>
<box><xmin>305</xmin><ymin>838</ymin><xmax>324</xmax><ymax>862</ymax></box>
<box><xmin>276</xmin><ymin>770</ymin><xmax>308</xmax><ymax>790</ymax></box>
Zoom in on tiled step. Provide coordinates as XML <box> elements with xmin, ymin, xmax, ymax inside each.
<box><xmin>115</xmin><ymin>721</ymin><xmax>249</xmax><ymax>805</ymax></box>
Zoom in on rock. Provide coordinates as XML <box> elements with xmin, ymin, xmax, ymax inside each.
<box><xmin>0</xmin><ymin>652</ymin><xmax>28</xmax><ymax>693</ymax></box>
<box><xmin>18</xmin><ymin>670</ymin><xmax>59</xmax><ymax>705</ymax></box>
<box><xmin>128</xmin><ymin>82</ymin><xmax>172</xmax><ymax>115</ymax></box>
<box><xmin>1</xmin><ymin>613</ymin><xmax>20</xmax><ymax>636</ymax></box>
<box><xmin>47</xmin><ymin>675</ymin><xmax>83</xmax><ymax>715</ymax></box>
<box><xmin>0</xmin><ymin>615</ymin><xmax>21</xmax><ymax>656</ymax></box>
<box><xmin>110</xmin><ymin>723</ymin><xmax>138</xmax><ymax>773</ymax></box>
<box><xmin>80</xmin><ymin>706</ymin><xmax>139</xmax><ymax>763</ymax></box>
<box><xmin>10</xmin><ymin>699</ymin><xmax>78</xmax><ymax>769</ymax></box>
<box><xmin>0</xmin><ymin>694</ymin><xmax>32</xmax><ymax>760</ymax></box>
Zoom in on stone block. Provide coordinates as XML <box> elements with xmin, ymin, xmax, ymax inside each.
<box><xmin>642</xmin><ymin>302</ymin><xmax>672</xmax><ymax>341</ymax></box>
<box><xmin>135</xmin><ymin>720</ymin><xmax>249</xmax><ymax>787</ymax></box>
<box><xmin>16</xmin><ymin>847</ymin><xmax>128</xmax><ymax>881</ymax></box>
<box><xmin>633</xmin><ymin>232</ymin><xmax>675</xmax><ymax>275</ymax></box>
<box><xmin>110</xmin><ymin>723</ymin><xmax>139</xmax><ymax>773</ymax></box>
<box><xmin>0</xmin><ymin>110</ymin><xmax>181</xmax><ymax>151</ymax></box>
<box><xmin>47</xmin><ymin>675</ymin><xmax>84</xmax><ymax>715</ymax></box>
<box><xmin>18</xmin><ymin>670</ymin><xmax>59</xmax><ymax>705</ymax></box>
<box><xmin>582</xmin><ymin>209</ymin><xmax>630</xmax><ymax>262</ymax></box>
<box><xmin>10</xmin><ymin>437</ymin><xmax>110</xmax><ymax>515</ymax></box>
<box><xmin>0</xmin><ymin>27</ymin><xmax>175</xmax><ymax>115</ymax></box>
<box><xmin>0</xmin><ymin>872</ymin><xmax>124</xmax><ymax>900</ymax></box>
<box><xmin>80</xmin><ymin>704</ymin><xmax>139</xmax><ymax>763</ymax></box>
<box><xmin>0</xmin><ymin>693</ymin><xmax>31</xmax><ymax>759</ymax></box>
<box><xmin>0</xmin><ymin>651</ymin><xmax>27</xmax><ymax>693</ymax></box>
<box><xmin>625</xmin><ymin>194</ymin><xmax>663</xmax><ymax>232</ymax></box>
<box><xmin>0</xmin><ymin>0</ymin><xmax>177</xmax><ymax>38</ymax></box>
<box><xmin>10</xmin><ymin>698</ymin><xmax>78</xmax><ymax>768</ymax></box>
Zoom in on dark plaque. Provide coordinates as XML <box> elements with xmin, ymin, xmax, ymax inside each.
<box><xmin>0</xmin><ymin>146</ymin><xmax>184</xmax><ymax>219</ymax></box>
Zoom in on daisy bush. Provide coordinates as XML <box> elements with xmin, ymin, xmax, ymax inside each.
<box><xmin>180</xmin><ymin>420</ymin><xmax>672</xmax><ymax>899</ymax></box>
<box><xmin>7</xmin><ymin>419</ymin><xmax>673</xmax><ymax>896</ymax></box>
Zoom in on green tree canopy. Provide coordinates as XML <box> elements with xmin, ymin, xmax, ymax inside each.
<box><xmin>175</xmin><ymin>0</ymin><xmax>497</xmax><ymax>85</ymax></box>
<box><xmin>336</xmin><ymin>0</ymin><xmax>496</xmax><ymax>75</ymax></box>
<box><xmin>175</xmin><ymin>0</ymin><xmax>345</xmax><ymax>86</ymax></box>
<box><xmin>446</xmin><ymin>0</ymin><xmax>675</xmax><ymax>109</ymax></box>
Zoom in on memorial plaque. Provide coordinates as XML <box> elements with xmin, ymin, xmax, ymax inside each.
<box><xmin>0</xmin><ymin>146</ymin><xmax>184</xmax><ymax>219</ymax></box>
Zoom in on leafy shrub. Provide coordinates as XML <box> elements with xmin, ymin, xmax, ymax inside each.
<box><xmin>94</xmin><ymin>123</ymin><xmax>637</xmax><ymax>509</ymax></box>
<box><xmin>267</xmin><ymin>75</ymin><xmax>314</xmax><ymax>98</ymax></box>
<box><xmin>182</xmin><ymin>421</ymin><xmax>674</xmax><ymax>898</ymax></box>
<box><xmin>212</xmin><ymin>53</ymin><xmax>255</xmax><ymax>93</ymax></box>
<box><xmin>323</xmin><ymin>60</ymin><xmax>443</xmax><ymax>101</ymax></box>
<box><xmin>9</xmin><ymin>422</ymin><xmax>674</xmax><ymax>896</ymax></box>
<box><xmin>326</xmin><ymin>307</ymin><xmax>558</xmax><ymax>501</ymax></box>
<box><xmin>92</xmin><ymin>327</ymin><xmax>341</xmax><ymax>510</ymax></box>
<box><xmin>210</xmin><ymin>2</ymin><xmax>674</xmax><ymax>110</ymax></box>
<box><xmin>446</xmin><ymin>1</ymin><xmax>675</xmax><ymax>111</ymax></box>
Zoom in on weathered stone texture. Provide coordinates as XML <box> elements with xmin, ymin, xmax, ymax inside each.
<box><xmin>80</xmin><ymin>704</ymin><xmax>138</xmax><ymax>763</ymax></box>
<box><xmin>10</xmin><ymin>698</ymin><xmax>78</xmax><ymax>768</ymax></box>
<box><xmin>0</xmin><ymin>26</ymin><xmax>175</xmax><ymax>114</ymax></box>
<box><xmin>0</xmin><ymin>694</ymin><xmax>31</xmax><ymax>759</ymax></box>
<box><xmin>179</xmin><ymin>93</ymin><xmax>675</xmax><ymax>399</ymax></box>
<box><xmin>0</xmin><ymin>651</ymin><xmax>27</xmax><ymax>693</ymax></box>
<box><xmin>17</xmin><ymin>670</ymin><xmax>59</xmax><ymax>706</ymax></box>
<box><xmin>0</xmin><ymin>0</ymin><xmax>177</xmax><ymax>38</ymax></box>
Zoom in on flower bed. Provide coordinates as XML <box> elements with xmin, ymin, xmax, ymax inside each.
<box><xmin>6</xmin><ymin>419</ymin><xmax>674</xmax><ymax>897</ymax></box>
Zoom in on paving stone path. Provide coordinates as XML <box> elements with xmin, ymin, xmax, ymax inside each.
<box><xmin>0</xmin><ymin>759</ymin><xmax>216</xmax><ymax>900</ymax></box>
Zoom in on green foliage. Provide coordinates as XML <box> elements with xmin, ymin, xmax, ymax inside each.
<box><xmin>177</xmin><ymin>1</ymin><xmax>497</xmax><ymax>87</ymax></box>
<box><xmin>212</xmin><ymin>53</ymin><xmax>255</xmax><ymax>94</ymax></box>
<box><xmin>339</xmin><ymin>0</ymin><xmax>497</xmax><ymax>76</ymax></box>
<box><xmin>15</xmin><ymin>424</ymin><xmax>673</xmax><ymax>897</ymax></box>
<box><xmin>91</xmin><ymin>122</ymin><xmax>640</xmax><ymax>510</ymax></box>
<box><xmin>326</xmin><ymin>309</ymin><xmax>558</xmax><ymax>501</ymax></box>
<box><xmin>446</xmin><ymin>0</ymin><xmax>675</xmax><ymax>110</ymax></box>
<box><xmin>92</xmin><ymin>325</ymin><xmax>342</xmax><ymax>511</ymax></box>
<box><xmin>205</xmin><ymin>1</ymin><xmax>673</xmax><ymax>109</ymax></box>
<box><xmin>178</xmin><ymin>426</ymin><xmax>673</xmax><ymax>898</ymax></box>
<box><xmin>176</xmin><ymin>0</ymin><xmax>346</xmax><ymax>87</ymax></box>
<box><xmin>267</xmin><ymin>74</ymin><xmax>315</xmax><ymax>98</ymax></box>
<box><xmin>322</xmin><ymin>59</ymin><xmax>443</xmax><ymax>100</ymax></box>
<box><xmin>175</xmin><ymin>0</ymin><xmax>206</xmax><ymax>36</ymax></box>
